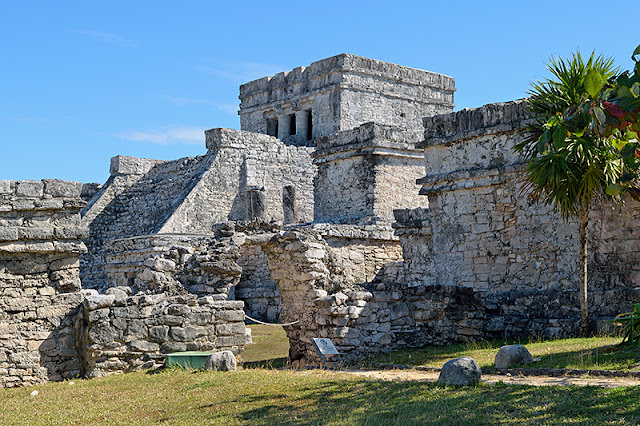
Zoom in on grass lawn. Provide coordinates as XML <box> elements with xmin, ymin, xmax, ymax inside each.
<box><xmin>2</xmin><ymin>368</ymin><xmax>640</xmax><ymax>425</ymax></box>
<box><xmin>3</xmin><ymin>330</ymin><xmax>640</xmax><ymax>424</ymax></box>
<box><xmin>241</xmin><ymin>323</ymin><xmax>289</xmax><ymax>368</ymax></box>
<box><xmin>367</xmin><ymin>336</ymin><xmax>640</xmax><ymax>371</ymax></box>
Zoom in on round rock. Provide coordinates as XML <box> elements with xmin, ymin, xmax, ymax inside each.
<box><xmin>438</xmin><ymin>356</ymin><xmax>481</xmax><ymax>386</ymax></box>
<box><xmin>495</xmin><ymin>344</ymin><xmax>533</xmax><ymax>369</ymax></box>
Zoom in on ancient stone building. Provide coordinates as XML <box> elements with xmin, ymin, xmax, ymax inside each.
<box><xmin>238</xmin><ymin>53</ymin><xmax>455</xmax><ymax>142</ymax></box>
<box><xmin>2</xmin><ymin>53</ymin><xmax>639</xmax><ymax>386</ymax></box>
<box><xmin>80</xmin><ymin>54</ymin><xmax>455</xmax><ymax>324</ymax></box>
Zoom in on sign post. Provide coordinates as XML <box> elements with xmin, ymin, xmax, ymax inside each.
<box><xmin>311</xmin><ymin>338</ymin><xmax>342</xmax><ymax>369</ymax></box>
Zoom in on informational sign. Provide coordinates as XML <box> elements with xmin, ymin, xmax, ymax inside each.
<box><xmin>312</xmin><ymin>338</ymin><xmax>340</xmax><ymax>355</ymax></box>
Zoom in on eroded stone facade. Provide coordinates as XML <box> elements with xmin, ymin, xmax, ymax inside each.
<box><xmin>0</xmin><ymin>180</ymin><xmax>86</xmax><ymax>387</ymax></box>
<box><xmin>238</xmin><ymin>54</ymin><xmax>455</xmax><ymax>143</ymax></box>
<box><xmin>77</xmin><ymin>293</ymin><xmax>245</xmax><ymax>377</ymax></box>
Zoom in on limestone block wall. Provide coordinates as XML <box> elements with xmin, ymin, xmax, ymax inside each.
<box><xmin>313</xmin><ymin>123</ymin><xmax>428</xmax><ymax>225</ymax></box>
<box><xmin>0</xmin><ymin>179</ymin><xmax>87</xmax><ymax>387</ymax></box>
<box><xmin>76</xmin><ymin>292</ymin><xmax>246</xmax><ymax>377</ymax></box>
<box><xmin>160</xmin><ymin>128</ymin><xmax>315</xmax><ymax>232</ymax></box>
<box><xmin>257</xmin><ymin>226</ymin><xmax>405</xmax><ymax>365</ymax></box>
<box><xmin>395</xmin><ymin>99</ymin><xmax>640</xmax><ymax>336</ymax></box>
<box><xmin>239</xmin><ymin>54</ymin><xmax>455</xmax><ymax>141</ymax></box>
<box><xmin>103</xmin><ymin>232</ymin><xmax>242</xmax><ymax>298</ymax></box>
<box><xmin>236</xmin><ymin>244</ymin><xmax>280</xmax><ymax>322</ymax></box>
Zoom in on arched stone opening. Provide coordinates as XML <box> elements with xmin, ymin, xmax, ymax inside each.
<box><xmin>255</xmin><ymin>225</ymin><xmax>406</xmax><ymax>367</ymax></box>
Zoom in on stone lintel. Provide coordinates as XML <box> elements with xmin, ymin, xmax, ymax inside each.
<box><xmin>313</xmin><ymin>122</ymin><xmax>423</xmax><ymax>161</ymax></box>
<box><xmin>417</xmin><ymin>164</ymin><xmax>524</xmax><ymax>195</ymax></box>
<box><xmin>309</xmin><ymin>223</ymin><xmax>398</xmax><ymax>241</ymax></box>
<box><xmin>419</xmin><ymin>99</ymin><xmax>532</xmax><ymax>149</ymax></box>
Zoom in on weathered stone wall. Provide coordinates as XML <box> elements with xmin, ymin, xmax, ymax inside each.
<box><xmin>76</xmin><ymin>292</ymin><xmax>246</xmax><ymax>377</ymax></box>
<box><xmin>313</xmin><ymin>123</ymin><xmax>428</xmax><ymax>225</ymax></box>
<box><xmin>257</xmin><ymin>226</ymin><xmax>404</xmax><ymax>365</ymax></box>
<box><xmin>397</xmin><ymin>100</ymin><xmax>640</xmax><ymax>335</ymax></box>
<box><xmin>103</xmin><ymin>232</ymin><xmax>242</xmax><ymax>298</ymax></box>
<box><xmin>239</xmin><ymin>54</ymin><xmax>455</xmax><ymax>142</ymax></box>
<box><xmin>236</xmin><ymin>244</ymin><xmax>280</xmax><ymax>322</ymax></box>
<box><xmin>0</xmin><ymin>179</ymin><xmax>86</xmax><ymax>387</ymax></box>
<box><xmin>161</xmin><ymin>128</ymin><xmax>315</xmax><ymax>233</ymax></box>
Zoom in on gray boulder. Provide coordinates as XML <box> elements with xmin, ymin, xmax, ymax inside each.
<box><xmin>105</xmin><ymin>286</ymin><xmax>132</xmax><ymax>303</ymax></box>
<box><xmin>438</xmin><ymin>356</ymin><xmax>481</xmax><ymax>386</ymax></box>
<box><xmin>83</xmin><ymin>294</ymin><xmax>115</xmax><ymax>311</ymax></box>
<box><xmin>204</xmin><ymin>350</ymin><xmax>237</xmax><ymax>371</ymax></box>
<box><xmin>495</xmin><ymin>344</ymin><xmax>533</xmax><ymax>369</ymax></box>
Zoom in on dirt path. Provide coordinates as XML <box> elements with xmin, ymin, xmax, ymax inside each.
<box><xmin>344</xmin><ymin>369</ymin><xmax>640</xmax><ymax>388</ymax></box>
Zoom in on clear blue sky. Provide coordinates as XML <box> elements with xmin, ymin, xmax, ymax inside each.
<box><xmin>1</xmin><ymin>1</ymin><xmax>638</xmax><ymax>184</ymax></box>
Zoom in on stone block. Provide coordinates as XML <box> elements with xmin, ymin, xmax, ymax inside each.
<box><xmin>0</xmin><ymin>180</ymin><xmax>12</xmax><ymax>194</ymax></box>
<box><xmin>16</xmin><ymin>181</ymin><xmax>44</xmax><ymax>198</ymax></box>
<box><xmin>83</xmin><ymin>294</ymin><xmax>116</xmax><ymax>311</ymax></box>
<box><xmin>43</xmin><ymin>180</ymin><xmax>82</xmax><ymax>198</ymax></box>
<box><xmin>494</xmin><ymin>344</ymin><xmax>533</xmax><ymax>369</ymax></box>
<box><xmin>204</xmin><ymin>351</ymin><xmax>237</xmax><ymax>371</ymax></box>
<box><xmin>0</xmin><ymin>228</ymin><xmax>19</xmax><ymax>242</ymax></box>
<box><xmin>19</xmin><ymin>227</ymin><xmax>54</xmax><ymax>240</ymax></box>
<box><xmin>149</xmin><ymin>326</ymin><xmax>169</xmax><ymax>342</ymax></box>
<box><xmin>129</xmin><ymin>341</ymin><xmax>159</xmax><ymax>353</ymax></box>
<box><xmin>110</xmin><ymin>155</ymin><xmax>164</xmax><ymax>175</ymax></box>
<box><xmin>169</xmin><ymin>326</ymin><xmax>208</xmax><ymax>342</ymax></box>
<box><xmin>88</xmin><ymin>323</ymin><xmax>123</xmax><ymax>345</ymax></box>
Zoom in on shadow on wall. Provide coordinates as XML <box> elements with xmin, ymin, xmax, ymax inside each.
<box><xmin>39</xmin><ymin>305</ymin><xmax>83</xmax><ymax>382</ymax></box>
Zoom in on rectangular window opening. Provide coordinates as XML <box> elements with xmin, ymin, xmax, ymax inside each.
<box><xmin>267</xmin><ymin>118</ymin><xmax>278</xmax><ymax>137</ymax></box>
<box><xmin>289</xmin><ymin>114</ymin><xmax>296</xmax><ymax>136</ymax></box>
<box><xmin>306</xmin><ymin>110</ymin><xmax>313</xmax><ymax>141</ymax></box>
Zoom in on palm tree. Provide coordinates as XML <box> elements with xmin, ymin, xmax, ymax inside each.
<box><xmin>515</xmin><ymin>52</ymin><xmax>620</xmax><ymax>336</ymax></box>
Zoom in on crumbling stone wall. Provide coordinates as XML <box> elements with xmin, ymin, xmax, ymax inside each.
<box><xmin>76</xmin><ymin>292</ymin><xmax>246</xmax><ymax>377</ymax></box>
<box><xmin>0</xmin><ymin>179</ymin><xmax>86</xmax><ymax>387</ymax></box>
<box><xmin>257</xmin><ymin>226</ymin><xmax>405</xmax><ymax>365</ymax></box>
<box><xmin>236</xmin><ymin>244</ymin><xmax>280</xmax><ymax>322</ymax></box>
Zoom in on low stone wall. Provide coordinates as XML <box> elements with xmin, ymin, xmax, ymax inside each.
<box><xmin>104</xmin><ymin>232</ymin><xmax>243</xmax><ymax>297</ymax></box>
<box><xmin>76</xmin><ymin>292</ymin><xmax>247</xmax><ymax>377</ymax></box>
<box><xmin>0</xmin><ymin>179</ymin><xmax>86</xmax><ymax>387</ymax></box>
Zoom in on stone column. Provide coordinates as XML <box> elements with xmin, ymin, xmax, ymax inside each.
<box><xmin>277</xmin><ymin>115</ymin><xmax>288</xmax><ymax>140</ymax></box>
<box><xmin>296</xmin><ymin>110</ymin><xmax>308</xmax><ymax>143</ymax></box>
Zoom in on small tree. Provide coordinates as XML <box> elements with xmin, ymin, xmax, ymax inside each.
<box><xmin>515</xmin><ymin>51</ymin><xmax>621</xmax><ymax>336</ymax></box>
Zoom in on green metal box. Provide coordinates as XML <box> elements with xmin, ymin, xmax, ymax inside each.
<box><xmin>166</xmin><ymin>351</ymin><xmax>213</xmax><ymax>369</ymax></box>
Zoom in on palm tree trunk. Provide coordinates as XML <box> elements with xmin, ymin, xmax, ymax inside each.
<box><xmin>579</xmin><ymin>203</ymin><xmax>589</xmax><ymax>336</ymax></box>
